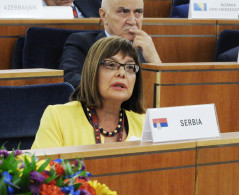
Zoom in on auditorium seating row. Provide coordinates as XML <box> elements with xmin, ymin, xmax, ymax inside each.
<box><xmin>0</xmin><ymin>82</ymin><xmax>74</xmax><ymax>150</ymax></box>
<box><xmin>1</xmin><ymin>18</ymin><xmax>239</xmax><ymax>70</ymax></box>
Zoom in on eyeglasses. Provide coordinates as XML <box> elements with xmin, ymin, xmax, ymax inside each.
<box><xmin>99</xmin><ymin>60</ymin><xmax>140</xmax><ymax>74</ymax></box>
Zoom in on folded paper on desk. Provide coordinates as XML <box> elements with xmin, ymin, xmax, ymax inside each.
<box><xmin>141</xmin><ymin>104</ymin><xmax>220</xmax><ymax>143</ymax></box>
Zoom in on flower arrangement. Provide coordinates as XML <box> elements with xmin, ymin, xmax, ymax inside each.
<box><xmin>0</xmin><ymin>146</ymin><xmax>117</xmax><ymax>195</ymax></box>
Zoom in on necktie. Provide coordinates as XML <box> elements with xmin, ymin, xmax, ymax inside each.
<box><xmin>72</xmin><ymin>6</ymin><xmax>78</xmax><ymax>18</ymax></box>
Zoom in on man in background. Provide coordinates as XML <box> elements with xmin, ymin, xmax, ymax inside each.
<box><xmin>42</xmin><ymin>0</ymin><xmax>100</xmax><ymax>18</ymax></box>
<box><xmin>59</xmin><ymin>0</ymin><xmax>161</xmax><ymax>88</ymax></box>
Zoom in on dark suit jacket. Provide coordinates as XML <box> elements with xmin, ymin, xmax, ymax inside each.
<box><xmin>58</xmin><ymin>30</ymin><xmax>146</xmax><ymax>88</ymax></box>
<box><xmin>74</xmin><ymin>0</ymin><xmax>101</xmax><ymax>17</ymax></box>
<box><xmin>217</xmin><ymin>46</ymin><xmax>239</xmax><ymax>62</ymax></box>
<box><xmin>59</xmin><ymin>31</ymin><xmax>105</xmax><ymax>88</ymax></box>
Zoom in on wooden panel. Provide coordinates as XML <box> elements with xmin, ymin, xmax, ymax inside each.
<box><xmin>51</xmin><ymin>141</ymin><xmax>196</xmax><ymax>195</ymax></box>
<box><xmin>0</xmin><ymin>23</ymin><xmax>99</xmax><ymax>37</ymax></box>
<box><xmin>142</xmin><ymin>19</ymin><xmax>217</xmax><ymax>62</ymax></box>
<box><xmin>197</xmin><ymin>143</ymin><xmax>239</xmax><ymax>195</ymax></box>
<box><xmin>0</xmin><ymin>78</ymin><xmax>63</xmax><ymax>86</ymax></box>
<box><xmin>0</xmin><ymin>38</ymin><xmax>17</xmax><ymax>69</ymax></box>
<box><xmin>197</xmin><ymin>145</ymin><xmax>239</xmax><ymax>164</ymax></box>
<box><xmin>27</xmin><ymin>132</ymin><xmax>239</xmax><ymax>195</ymax></box>
<box><xmin>197</xmin><ymin>163</ymin><xmax>239</xmax><ymax>195</ymax></box>
<box><xmin>217</xmin><ymin>20</ymin><xmax>239</xmax><ymax>35</ymax></box>
<box><xmin>144</xmin><ymin>0</ymin><xmax>172</xmax><ymax>18</ymax></box>
<box><xmin>142</xmin><ymin>69</ymin><xmax>157</xmax><ymax>109</ymax></box>
<box><xmin>0</xmin><ymin>68</ymin><xmax>63</xmax><ymax>86</ymax></box>
<box><xmin>142</xmin><ymin>63</ymin><xmax>239</xmax><ymax>132</ymax></box>
<box><xmin>142</xmin><ymin>19</ymin><xmax>216</xmax><ymax>35</ymax></box>
<box><xmin>160</xmin><ymin>69</ymin><xmax>239</xmax><ymax>84</ymax></box>
<box><xmin>157</xmin><ymin>84</ymin><xmax>239</xmax><ymax>133</ymax></box>
<box><xmin>84</xmin><ymin>150</ymin><xmax>195</xmax><ymax>175</ymax></box>
<box><xmin>92</xmin><ymin>168</ymin><xmax>195</xmax><ymax>195</ymax></box>
<box><xmin>0</xmin><ymin>18</ymin><xmax>100</xmax><ymax>36</ymax></box>
<box><xmin>152</xmin><ymin>37</ymin><xmax>216</xmax><ymax>62</ymax></box>
<box><xmin>0</xmin><ymin>19</ymin><xmax>100</xmax><ymax>69</ymax></box>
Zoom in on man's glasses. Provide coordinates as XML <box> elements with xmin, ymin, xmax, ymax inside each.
<box><xmin>99</xmin><ymin>60</ymin><xmax>140</xmax><ymax>74</ymax></box>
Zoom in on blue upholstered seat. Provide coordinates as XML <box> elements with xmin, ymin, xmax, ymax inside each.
<box><xmin>12</xmin><ymin>27</ymin><xmax>100</xmax><ymax>69</ymax></box>
<box><xmin>0</xmin><ymin>82</ymin><xmax>74</xmax><ymax>150</ymax></box>
<box><xmin>215</xmin><ymin>30</ymin><xmax>239</xmax><ymax>62</ymax></box>
<box><xmin>170</xmin><ymin>0</ymin><xmax>189</xmax><ymax>18</ymax></box>
<box><xmin>12</xmin><ymin>36</ymin><xmax>25</xmax><ymax>69</ymax></box>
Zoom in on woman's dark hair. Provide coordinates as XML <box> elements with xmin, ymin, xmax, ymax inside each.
<box><xmin>70</xmin><ymin>36</ymin><xmax>145</xmax><ymax>113</ymax></box>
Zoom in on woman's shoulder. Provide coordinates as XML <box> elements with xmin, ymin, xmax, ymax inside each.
<box><xmin>124</xmin><ymin>110</ymin><xmax>146</xmax><ymax>121</ymax></box>
<box><xmin>48</xmin><ymin>101</ymin><xmax>82</xmax><ymax>112</ymax></box>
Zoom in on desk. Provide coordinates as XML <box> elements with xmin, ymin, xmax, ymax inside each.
<box><xmin>1</xmin><ymin>18</ymin><xmax>239</xmax><ymax>69</ymax></box>
<box><xmin>142</xmin><ymin>19</ymin><xmax>217</xmax><ymax>63</ymax></box>
<box><xmin>196</xmin><ymin>132</ymin><xmax>239</xmax><ymax>195</ymax></box>
<box><xmin>29</xmin><ymin>132</ymin><xmax>239</xmax><ymax>195</ymax></box>
<box><xmin>217</xmin><ymin>20</ymin><xmax>239</xmax><ymax>34</ymax></box>
<box><xmin>0</xmin><ymin>68</ymin><xmax>63</xmax><ymax>86</ymax></box>
<box><xmin>142</xmin><ymin>62</ymin><xmax>239</xmax><ymax>133</ymax></box>
<box><xmin>0</xmin><ymin>19</ymin><xmax>100</xmax><ymax>69</ymax></box>
<box><xmin>144</xmin><ymin>0</ymin><xmax>172</xmax><ymax>17</ymax></box>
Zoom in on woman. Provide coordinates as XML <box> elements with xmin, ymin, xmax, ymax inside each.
<box><xmin>31</xmin><ymin>36</ymin><xmax>145</xmax><ymax>149</ymax></box>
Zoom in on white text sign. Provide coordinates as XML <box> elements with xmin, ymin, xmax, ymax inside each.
<box><xmin>189</xmin><ymin>0</ymin><xmax>239</xmax><ymax>19</ymax></box>
<box><xmin>0</xmin><ymin>0</ymin><xmax>43</xmax><ymax>19</ymax></box>
<box><xmin>141</xmin><ymin>104</ymin><xmax>220</xmax><ymax>143</ymax></box>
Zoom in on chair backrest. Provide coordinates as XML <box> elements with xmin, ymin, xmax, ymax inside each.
<box><xmin>13</xmin><ymin>27</ymin><xmax>100</xmax><ymax>69</ymax></box>
<box><xmin>214</xmin><ymin>30</ymin><xmax>239</xmax><ymax>61</ymax></box>
<box><xmin>170</xmin><ymin>0</ymin><xmax>189</xmax><ymax>18</ymax></box>
<box><xmin>0</xmin><ymin>82</ymin><xmax>75</xmax><ymax>150</ymax></box>
<box><xmin>12</xmin><ymin>36</ymin><xmax>25</xmax><ymax>69</ymax></box>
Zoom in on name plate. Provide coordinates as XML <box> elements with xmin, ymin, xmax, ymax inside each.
<box><xmin>141</xmin><ymin>104</ymin><xmax>220</xmax><ymax>143</ymax></box>
<box><xmin>43</xmin><ymin>6</ymin><xmax>74</xmax><ymax>19</ymax></box>
<box><xmin>0</xmin><ymin>0</ymin><xmax>43</xmax><ymax>19</ymax></box>
<box><xmin>189</xmin><ymin>0</ymin><xmax>239</xmax><ymax>19</ymax></box>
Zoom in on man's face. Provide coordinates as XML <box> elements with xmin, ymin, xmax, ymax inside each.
<box><xmin>100</xmin><ymin>0</ymin><xmax>144</xmax><ymax>42</ymax></box>
<box><xmin>44</xmin><ymin>0</ymin><xmax>74</xmax><ymax>6</ymax></box>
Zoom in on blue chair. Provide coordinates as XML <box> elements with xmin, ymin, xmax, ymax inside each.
<box><xmin>170</xmin><ymin>0</ymin><xmax>189</xmax><ymax>18</ymax></box>
<box><xmin>215</xmin><ymin>30</ymin><xmax>239</xmax><ymax>62</ymax></box>
<box><xmin>12</xmin><ymin>36</ymin><xmax>25</xmax><ymax>69</ymax></box>
<box><xmin>12</xmin><ymin>27</ymin><xmax>100</xmax><ymax>69</ymax></box>
<box><xmin>0</xmin><ymin>82</ymin><xmax>74</xmax><ymax>150</ymax></box>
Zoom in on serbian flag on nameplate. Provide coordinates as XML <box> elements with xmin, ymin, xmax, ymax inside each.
<box><xmin>188</xmin><ymin>0</ymin><xmax>239</xmax><ymax>19</ymax></box>
<box><xmin>152</xmin><ymin>118</ymin><xmax>168</xmax><ymax>129</ymax></box>
<box><xmin>141</xmin><ymin>104</ymin><xmax>220</xmax><ymax>143</ymax></box>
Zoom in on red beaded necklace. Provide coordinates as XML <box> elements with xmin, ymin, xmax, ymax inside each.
<box><xmin>86</xmin><ymin>107</ymin><xmax>124</xmax><ymax>144</ymax></box>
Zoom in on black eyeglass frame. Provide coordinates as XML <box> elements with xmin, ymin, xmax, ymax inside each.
<box><xmin>99</xmin><ymin>60</ymin><xmax>140</xmax><ymax>74</ymax></box>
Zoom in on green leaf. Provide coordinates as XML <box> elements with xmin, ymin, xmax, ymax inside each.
<box><xmin>37</xmin><ymin>156</ymin><xmax>52</xmax><ymax>173</ymax></box>
<box><xmin>17</xmin><ymin>142</ymin><xmax>21</xmax><ymax>150</ymax></box>
<box><xmin>45</xmin><ymin>175</ymin><xmax>58</xmax><ymax>183</ymax></box>
<box><xmin>15</xmin><ymin>192</ymin><xmax>32</xmax><ymax>195</ymax></box>
<box><xmin>62</xmin><ymin>160</ymin><xmax>74</xmax><ymax>176</ymax></box>
<box><xmin>73</xmin><ymin>183</ymin><xmax>82</xmax><ymax>191</ymax></box>
<box><xmin>0</xmin><ymin>176</ymin><xmax>7</xmax><ymax>195</ymax></box>
<box><xmin>56</xmin><ymin>176</ymin><xmax>64</xmax><ymax>187</ymax></box>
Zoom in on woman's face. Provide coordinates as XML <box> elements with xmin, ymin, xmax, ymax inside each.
<box><xmin>98</xmin><ymin>52</ymin><xmax>137</xmax><ymax>105</ymax></box>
